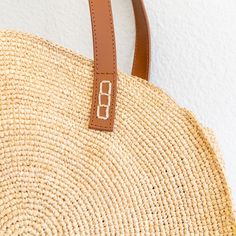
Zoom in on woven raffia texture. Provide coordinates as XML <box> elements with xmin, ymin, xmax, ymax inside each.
<box><xmin>0</xmin><ymin>30</ymin><xmax>235</xmax><ymax>236</ymax></box>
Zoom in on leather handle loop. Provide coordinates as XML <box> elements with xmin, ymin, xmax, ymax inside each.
<box><xmin>88</xmin><ymin>0</ymin><xmax>150</xmax><ymax>131</ymax></box>
<box><xmin>88</xmin><ymin>0</ymin><xmax>117</xmax><ymax>131</ymax></box>
<box><xmin>132</xmin><ymin>0</ymin><xmax>150</xmax><ymax>81</ymax></box>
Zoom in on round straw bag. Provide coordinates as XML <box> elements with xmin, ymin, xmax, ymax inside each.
<box><xmin>0</xmin><ymin>1</ymin><xmax>235</xmax><ymax>235</ymax></box>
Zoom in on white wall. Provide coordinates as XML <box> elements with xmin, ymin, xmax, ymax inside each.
<box><xmin>0</xmin><ymin>0</ymin><xmax>235</xmax><ymax>205</ymax></box>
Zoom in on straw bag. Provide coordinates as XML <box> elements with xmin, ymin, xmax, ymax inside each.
<box><xmin>0</xmin><ymin>0</ymin><xmax>235</xmax><ymax>235</ymax></box>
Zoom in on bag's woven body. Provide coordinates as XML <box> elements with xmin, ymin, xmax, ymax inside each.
<box><xmin>0</xmin><ymin>31</ymin><xmax>235</xmax><ymax>235</ymax></box>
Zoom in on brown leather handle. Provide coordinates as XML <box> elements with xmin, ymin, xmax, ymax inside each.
<box><xmin>88</xmin><ymin>0</ymin><xmax>117</xmax><ymax>131</ymax></box>
<box><xmin>131</xmin><ymin>0</ymin><xmax>150</xmax><ymax>81</ymax></box>
<box><xmin>88</xmin><ymin>0</ymin><xmax>150</xmax><ymax>131</ymax></box>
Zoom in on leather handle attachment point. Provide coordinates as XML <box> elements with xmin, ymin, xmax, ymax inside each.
<box><xmin>88</xmin><ymin>0</ymin><xmax>117</xmax><ymax>131</ymax></box>
<box><xmin>88</xmin><ymin>0</ymin><xmax>150</xmax><ymax>131</ymax></box>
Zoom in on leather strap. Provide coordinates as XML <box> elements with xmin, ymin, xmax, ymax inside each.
<box><xmin>88</xmin><ymin>0</ymin><xmax>117</xmax><ymax>131</ymax></box>
<box><xmin>88</xmin><ymin>0</ymin><xmax>150</xmax><ymax>131</ymax></box>
<box><xmin>131</xmin><ymin>0</ymin><xmax>150</xmax><ymax>81</ymax></box>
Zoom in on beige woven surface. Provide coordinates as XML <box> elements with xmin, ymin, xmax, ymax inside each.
<box><xmin>0</xmin><ymin>30</ymin><xmax>235</xmax><ymax>235</ymax></box>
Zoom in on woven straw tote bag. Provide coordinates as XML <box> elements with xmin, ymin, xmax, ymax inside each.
<box><xmin>0</xmin><ymin>0</ymin><xmax>236</xmax><ymax>235</ymax></box>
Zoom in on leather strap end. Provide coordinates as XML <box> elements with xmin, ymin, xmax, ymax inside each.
<box><xmin>89</xmin><ymin>74</ymin><xmax>117</xmax><ymax>132</ymax></box>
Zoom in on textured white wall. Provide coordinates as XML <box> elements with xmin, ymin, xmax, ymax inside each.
<box><xmin>0</xmin><ymin>0</ymin><xmax>235</xmax><ymax>205</ymax></box>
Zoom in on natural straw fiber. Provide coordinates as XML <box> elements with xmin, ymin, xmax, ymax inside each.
<box><xmin>0</xmin><ymin>30</ymin><xmax>235</xmax><ymax>235</ymax></box>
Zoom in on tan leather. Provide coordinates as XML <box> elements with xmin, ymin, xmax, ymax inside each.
<box><xmin>132</xmin><ymin>0</ymin><xmax>150</xmax><ymax>81</ymax></box>
<box><xmin>88</xmin><ymin>0</ymin><xmax>150</xmax><ymax>131</ymax></box>
<box><xmin>88</xmin><ymin>0</ymin><xmax>117</xmax><ymax>131</ymax></box>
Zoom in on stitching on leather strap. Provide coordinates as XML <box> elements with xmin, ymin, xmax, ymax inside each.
<box><xmin>89</xmin><ymin>0</ymin><xmax>117</xmax><ymax>131</ymax></box>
